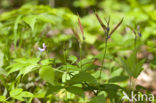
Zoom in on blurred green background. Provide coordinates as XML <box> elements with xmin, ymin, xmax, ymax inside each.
<box><xmin>0</xmin><ymin>0</ymin><xmax>156</xmax><ymax>102</ymax></box>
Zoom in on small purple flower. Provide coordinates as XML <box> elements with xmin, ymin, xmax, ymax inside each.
<box><xmin>107</xmin><ymin>27</ymin><xmax>110</xmax><ymax>32</ymax></box>
<box><xmin>137</xmin><ymin>25</ymin><xmax>142</xmax><ymax>37</ymax></box>
<box><xmin>38</xmin><ymin>43</ymin><xmax>46</xmax><ymax>52</ymax></box>
<box><xmin>138</xmin><ymin>32</ymin><xmax>142</xmax><ymax>37</ymax></box>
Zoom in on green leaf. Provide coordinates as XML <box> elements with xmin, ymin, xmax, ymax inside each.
<box><xmin>41</xmin><ymin>58</ymin><xmax>54</xmax><ymax>65</ymax></box>
<box><xmin>37</xmin><ymin>13</ymin><xmax>56</xmax><ymax>24</ymax></box>
<box><xmin>17</xmin><ymin>64</ymin><xmax>39</xmax><ymax>77</ymax></box>
<box><xmin>101</xmin><ymin>84</ymin><xmax>123</xmax><ymax>91</ymax></box>
<box><xmin>84</xmin><ymin>32</ymin><xmax>97</xmax><ymax>44</ymax></box>
<box><xmin>89</xmin><ymin>94</ymin><xmax>106</xmax><ymax>103</ymax></box>
<box><xmin>18</xmin><ymin>91</ymin><xmax>33</xmax><ymax>97</ymax></box>
<box><xmin>66</xmin><ymin>86</ymin><xmax>84</xmax><ymax>97</ymax></box>
<box><xmin>7</xmin><ymin>58</ymin><xmax>40</xmax><ymax>77</ymax></box>
<box><xmin>10</xmin><ymin>88</ymin><xmax>23</xmax><ymax>97</ymax></box>
<box><xmin>67</xmin><ymin>71</ymin><xmax>97</xmax><ymax>85</ymax></box>
<box><xmin>120</xmin><ymin>58</ymin><xmax>133</xmax><ymax>77</ymax></box>
<box><xmin>10</xmin><ymin>88</ymin><xmax>33</xmax><ymax>101</ymax></box>
<box><xmin>0</xmin><ymin>68</ymin><xmax>8</xmax><ymax>76</ymax></box>
<box><xmin>134</xmin><ymin>59</ymin><xmax>145</xmax><ymax>78</ymax></box>
<box><xmin>68</xmin><ymin>56</ymin><xmax>77</xmax><ymax>64</ymax></box>
<box><xmin>39</xmin><ymin>66</ymin><xmax>55</xmax><ymax>85</ymax></box>
<box><xmin>101</xmin><ymin>84</ymin><xmax>123</xmax><ymax>98</ymax></box>
<box><xmin>46</xmin><ymin>85</ymin><xmax>63</xmax><ymax>95</ymax></box>
<box><xmin>78</xmin><ymin>58</ymin><xmax>94</xmax><ymax>66</ymax></box>
<box><xmin>121</xmin><ymin>50</ymin><xmax>145</xmax><ymax>78</ymax></box>
<box><xmin>14</xmin><ymin>15</ymin><xmax>22</xmax><ymax>48</ymax></box>
<box><xmin>60</xmin><ymin>64</ymin><xmax>80</xmax><ymax>71</ymax></box>
<box><xmin>13</xmin><ymin>96</ymin><xmax>24</xmax><ymax>101</ymax></box>
<box><xmin>23</xmin><ymin>15</ymin><xmax>37</xmax><ymax>31</ymax></box>
<box><xmin>82</xmin><ymin>64</ymin><xmax>99</xmax><ymax>71</ymax></box>
<box><xmin>127</xmin><ymin>51</ymin><xmax>137</xmax><ymax>73</ymax></box>
<box><xmin>0</xmin><ymin>96</ymin><xmax>6</xmax><ymax>102</ymax></box>
<box><xmin>109</xmin><ymin>76</ymin><xmax>129</xmax><ymax>82</ymax></box>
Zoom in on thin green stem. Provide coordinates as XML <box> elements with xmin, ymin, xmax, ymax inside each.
<box><xmin>63</xmin><ymin>43</ymin><xmax>68</xmax><ymax>79</ymax></box>
<box><xmin>79</xmin><ymin>43</ymin><xmax>82</xmax><ymax>71</ymax></box>
<box><xmin>63</xmin><ymin>43</ymin><xmax>68</xmax><ymax>101</ymax></box>
<box><xmin>99</xmin><ymin>38</ymin><xmax>108</xmax><ymax>79</ymax></box>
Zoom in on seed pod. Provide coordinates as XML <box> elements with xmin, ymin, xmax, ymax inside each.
<box><xmin>78</xmin><ymin>16</ymin><xmax>85</xmax><ymax>40</ymax></box>
<box><xmin>126</xmin><ymin>25</ymin><xmax>137</xmax><ymax>35</ymax></box>
<box><xmin>95</xmin><ymin>12</ymin><xmax>107</xmax><ymax>32</ymax></box>
<box><xmin>109</xmin><ymin>17</ymin><xmax>124</xmax><ymax>37</ymax></box>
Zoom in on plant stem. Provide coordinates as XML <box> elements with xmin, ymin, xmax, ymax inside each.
<box><xmin>79</xmin><ymin>43</ymin><xmax>82</xmax><ymax>71</ymax></box>
<box><xmin>63</xmin><ymin>42</ymin><xmax>68</xmax><ymax>101</ymax></box>
<box><xmin>99</xmin><ymin>38</ymin><xmax>108</xmax><ymax>79</ymax></box>
<box><xmin>63</xmin><ymin>43</ymin><xmax>68</xmax><ymax>78</ymax></box>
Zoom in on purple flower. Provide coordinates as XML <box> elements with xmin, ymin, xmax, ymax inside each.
<box><xmin>137</xmin><ymin>25</ymin><xmax>142</xmax><ymax>37</ymax></box>
<box><xmin>38</xmin><ymin>43</ymin><xmax>46</xmax><ymax>52</ymax></box>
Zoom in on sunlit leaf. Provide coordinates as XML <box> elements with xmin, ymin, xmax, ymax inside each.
<box><xmin>23</xmin><ymin>15</ymin><xmax>37</xmax><ymax>31</ymax></box>
<box><xmin>39</xmin><ymin>66</ymin><xmax>55</xmax><ymax>85</ymax></box>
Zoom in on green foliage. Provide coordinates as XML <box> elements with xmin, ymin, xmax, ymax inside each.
<box><xmin>7</xmin><ymin>58</ymin><xmax>40</xmax><ymax>77</ymax></box>
<box><xmin>0</xmin><ymin>96</ymin><xmax>6</xmax><ymax>102</ymax></box>
<box><xmin>10</xmin><ymin>88</ymin><xmax>33</xmax><ymax>101</ymax></box>
<box><xmin>68</xmin><ymin>56</ymin><xmax>77</xmax><ymax>64</ymax></box>
<box><xmin>39</xmin><ymin>65</ymin><xmax>55</xmax><ymax>85</ymax></box>
<box><xmin>121</xmin><ymin>51</ymin><xmax>145</xmax><ymax>78</ymax></box>
<box><xmin>0</xmin><ymin>0</ymin><xmax>155</xmax><ymax>102</ymax></box>
<box><xmin>89</xmin><ymin>94</ymin><xmax>106</xmax><ymax>103</ymax></box>
<box><xmin>66</xmin><ymin>86</ymin><xmax>84</xmax><ymax>97</ymax></box>
<box><xmin>67</xmin><ymin>71</ymin><xmax>97</xmax><ymax>85</ymax></box>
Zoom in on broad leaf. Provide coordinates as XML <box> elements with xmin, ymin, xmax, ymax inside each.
<box><xmin>78</xmin><ymin>58</ymin><xmax>94</xmax><ymax>66</ymax></box>
<box><xmin>66</xmin><ymin>86</ymin><xmax>84</xmax><ymax>97</ymax></box>
<box><xmin>18</xmin><ymin>91</ymin><xmax>33</xmax><ymax>97</ymax></box>
<box><xmin>60</xmin><ymin>64</ymin><xmax>80</xmax><ymax>71</ymax></box>
<box><xmin>10</xmin><ymin>88</ymin><xmax>33</xmax><ymax>101</ymax></box>
<box><xmin>23</xmin><ymin>15</ymin><xmax>37</xmax><ymax>31</ymax></box>
<box><xmin>120</xmin><ymin>58</ymin><xmax>133</xmax><ymax>77</ymax></box>
<box><xmin>68</xmin><ymin>56</ymin><xmax>77</xmax><ymax>64</ymax></box>
<box><xmin>82</xmin><ymin>64</ymin><xmax>99</xmax><ymax>71</ymax></box>
<box><xmin>0</xmin><ymin>68</ymin><xmax>8</xmax><ymax>76</ymax></box>
<box><xmin>89</xmin><ymin>94</ymin><xmax>106</xmax><ymax>103</ymax></box>
<box><xmin>0</xmin><ymin>96</ymin><xmax>6</xmax><ymax>102</ymax></box>
<box><xmin>109</xmin><ymin>76</ymin><xmax>129</xmax><ymax>82</ymax></box>
<box><xmin>46</xmin><ymin>85</ymin><xmax>63</xmax><ymax>95</ymax></box>
<box><xmin>67</xmin><ymin>71</ymin><xmax>97</xmax><ymax>85</ymax></box>
<box><xmin>7</xmin><ymin>58</ymin><xmax>40</xmax><ymax>77</ymax></box>
<box><xmin>39</xmin><ymin>66</ymin><xmax>55</xmax><ymax>85</ymax></box>
<box><xmin>10</xmin><ymin>88</ymin><xmax>23</xmax><ymax>97</ymax></box>
<box><xmin>134</xmin><ymin>59</ymin><xmax>145</xmax><ymax>78</ymax></box>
